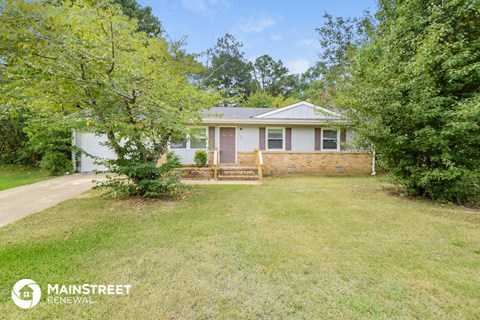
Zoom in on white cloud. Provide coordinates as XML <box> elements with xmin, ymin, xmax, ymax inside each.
<box><xmin>235</xmin><ymin>14</ymin><xmax>279</xmax><ymax>33</ymax></box>
<box><xmin>286</xmin><ymin>59</ymin><xmax>310</xmax><ymax>74</ymax></box>
<box><xmin>296</xmin><ymin>38</ymin><xmax>318</xmax><ymax>48</ymax></box>
<box><xmin>180</xmin><ymin>0</ymin><xmax>230</xmax><ymax>14</ymax></box>
<box><xmin>270</xmin><ymin>34</ymin><xmax>283</xmax><ymax>42</ymax></box>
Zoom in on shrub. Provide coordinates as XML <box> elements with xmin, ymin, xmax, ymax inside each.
<box><xmin>339</xmin><ymin>0</ymin><xmax>480</xmax><ymax>204</ymax></box>
<box><xmin>94</xmin><ymin>152</ymin><xmax>186</xmax><ymax>198</ymax></box>
<box><xmin>40</xmin><ymin>151</ymin><xmax>72</xmax><ymax>175</ymax></box>
<box><xmin>194</xmin><ymin>150</ymin><xmax>208</xmax><ymax>167</ymax></box>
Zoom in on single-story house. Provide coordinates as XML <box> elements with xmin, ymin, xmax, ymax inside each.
<box><xmin>74</xmin><ymin>101</ymin><xmax>373</xmax><ymax>175</ymax></box>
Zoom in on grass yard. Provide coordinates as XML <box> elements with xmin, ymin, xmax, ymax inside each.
<box><xmin>0</xmin><ymin>165</ymin><xmax>53</xmax><ymax>191</ymax></box>
<box><xmin>0</xmin><ymin>176</ymin><xmax>478</xmax><ymax>319</ymax></box>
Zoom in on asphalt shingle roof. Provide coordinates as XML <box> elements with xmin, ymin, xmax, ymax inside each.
<box><xmin>203</xmin><ymin>107</ymin><xmax>276</xmax><ymax>120</ymax></box>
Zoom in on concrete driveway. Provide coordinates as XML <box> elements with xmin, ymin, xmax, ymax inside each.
<box><xmin>0</xmin><ymin>173</ymin><xmax>101</xmax><ymax>228</ymax></box>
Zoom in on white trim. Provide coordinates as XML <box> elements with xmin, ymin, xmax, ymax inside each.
<box><xmin>253</xmin><ymin>101</ymin><xmax>340</xmax><ymax>119</ymax></box>
<box><xmin>266</xmin><ymin>127</ymin><xmax>285</xmax><ymax>151</ymax></box>
<box><xmin>321</xmin><ymin>128</ymin><xmax>340</xmax><ymax>152</ymax></box>
<box><xmin>168</xmin><ymin>139</ymin><xmax>187</xmax><ymax>150</ymax></box>
<box><xmin>202</xmin><ymin>119</ymin><xmax>348</xmax><ymax>125</ymax></box>
<box><xmin>189</xmin><ymin>126</ymin><xmax>208</xmax><ymax>150</ymax></box>
<box><xmin>168</xmin><ymin>126</ymin><xmax>208</xmax><ymax>151</ymax></box>
<box><xmin>218</xmin><ymin>126</ymin><xmax>237</xmax><ymax>164</ymax></box>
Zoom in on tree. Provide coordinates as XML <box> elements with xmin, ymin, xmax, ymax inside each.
<box><xmin>252</xmin><ymin>54</ymin><xmax>291</xmax><ymax>96</ymax></box>
<box><xmin>113</xmin><ymin>0</ymin><xmax>162</xmax><ymax>37</ymax></box>
<box><xmin>246</xmin><ymin>91</ymin><xmax>299</xmax><ymax>109</ymax></box>
<box><xmin>0</xmin><ymin>106</ymin><xmax>30</xmax><ymax>164</ymax></box>
<box><xmin>0</xmin><ymin>0</ymin><xmax>218</xmax><ymax>196</ymax></box>
<box><xmin>340</xmin><ymin>0</ymin><xmax>480</xmax><ymax>204</ymax></box>
<box><xmin>306</xmin><ymin>12</ymin><xmax>374</xmax><ymax>105</ymax></box>
<box><xmin>0</xmin><ymin>0</ymin><xmax>161</xmax><ymax>171</ymax></box>
<box><xmin>202</xmin><ymin>33</ymin><xmax>254</xmax><ymax>101</ymax></box>
<box><xmin>290</xmin><ymin>69</ymin><xmax>331</xmax><ymax>107</ymax></box>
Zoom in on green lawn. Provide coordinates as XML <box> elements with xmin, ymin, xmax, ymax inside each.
<box><xmin>0</xmin><ymin>165</ymin><xmax>53</xmax><ymax>190</ymax></box>
<box><xmin>0</xmin><ymin>176</ymin><xmax>478</xmax><ymax>319</ymax></box>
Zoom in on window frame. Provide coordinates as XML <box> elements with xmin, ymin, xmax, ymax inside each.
<box><xmin>266</xmin><ymin>127</ymin><xmax>285</xmax><ymax>151</ymax></box>
<box><xmin>321</xmin><ymin>128</ymin><xmax>340</xmax><ymax>151</ymax></box>
<box><xmin>190</xmin><ymin>127</ymin><xmax>208</xmax><ymax>150</ymax></box>
<box><xmin>169</xmin><ymin>136</ymin><xmax>188</xmax><ymax>149</ymax></box>
<box><xmin>169</xmin><ymin>126</ymin><xmax>209</xmax><ymax>150</ymax></box>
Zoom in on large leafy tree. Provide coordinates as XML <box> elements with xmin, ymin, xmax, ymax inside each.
<box><xmin>245</xmin><ymin>91</ymin><xmax>298</xmax><ymax>109</ymax></box>
<box><xmin>0</xmin><ymin>0</ymin><xmax>218</xmax><ymax>196</ymax></box>
<box><xmin>252</xmin><ymin>54</ymin><xmax>294</xmax><ymax>96</ymax></box>
<box><xmin>341</xmin><ymin>0</ymin><xmax>480</xmax><ymax>203</ymax></box>
<box><xmin>113</xmin><ymin>0</ymin><xmax>162</xmax><ymax>36</ymax></box>
<box><xmin>0</xmin><ymin>0</ymin><xmax>162</xmax><ymax>172</ymax></box>
<box><xmin>202</xmin><ymin>33</ymin><xmax>254</xmax><ymax>101</ymax></box>
<box><xmin>293</xmin><ymin>12</ymin><xmax>373</xmax><ymax>107</ymax></box>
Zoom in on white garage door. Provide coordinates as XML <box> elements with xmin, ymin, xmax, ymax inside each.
<box><xmin>77</xmin><ymin>133</ymin><xmax>117</xmax><ymax>172</ymax></box>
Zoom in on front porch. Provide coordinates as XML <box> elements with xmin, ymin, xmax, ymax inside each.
<box><xmin>175</xmin><ymin>165</ymin><xmax>261</xmax><ymax>181</ymax></box>
<box><xmin>172</xmin><ymin>148</ymin><xmax>373</xmax><ymax>181</ymax></box>
<box><xmin>174</xmin><ymin>149</ymin><xmax>263</xmax><ymax>181</ymax></box>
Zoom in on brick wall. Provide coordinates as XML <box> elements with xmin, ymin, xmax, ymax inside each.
<box><xmin>238</xmin><ymin>151</ymin><xmax>372</xmax><ymax>175</ymax></box>
<box><xmin>174</xmin><ymin>167</ymin><xmax>214</xmax><ymax>179</ymax></box>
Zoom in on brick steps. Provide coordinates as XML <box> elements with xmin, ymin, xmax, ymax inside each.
<box><xmin>217</xmin><ymin>175</ymin><xmax>260</xmax><ymax>181</ymax></box>
<box><xmin>217</xmin><ymin>166</ymin><xmax>260</xmax><ymax>181</ymax></box>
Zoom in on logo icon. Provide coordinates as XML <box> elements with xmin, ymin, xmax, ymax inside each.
<box><xmin>12</xmin><ymin>279</ymin><xmax>41</xmax><ymax>309</ymax></box>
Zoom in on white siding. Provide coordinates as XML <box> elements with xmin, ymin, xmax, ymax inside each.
<box><xmin>261</xmin><ymin>104</ymin><xmax>336</xmax><ymax>120</ymax></box>
<box><xmin>292</xmin><ymin>127</ymin><xmax>315</xmax><ymax>151</ymax></box>
<box><xmin>170</xmin><ymin>149</ymin><xmax>197</xmax><ymax>164</ymax></box>
<box><xmin>77</xmin><ymin>133</ymin><xmax>116</xmax><ymax>172</ymax></box>
<box><xmin>237</xmin><ymin>126</ymin><xmax>259</xmax><ymax>151</ymax></box>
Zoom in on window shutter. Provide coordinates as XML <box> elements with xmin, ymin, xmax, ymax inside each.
<box><xmin>208</xmin><ymin>127</ymin><xmax>215</xmax><ymax>149</ymax></box>
<box><xmin>315</xmin><ymin>128</ymin><xmax>321</xmax><ymax>151</ymax></box>
<box><xmin>285</xmin><ymin>128</ymin><xmax>292</xmax><ymax>151</ymax></box>
<box><xmin>259</xmin><ymin>127</ymin><xmax>265</xmax><ymax>150</ymax></box>
<box><xmin>340</xmin><ymin>130</ymin><xmax>346</xmax><ymax>151</ymax></box>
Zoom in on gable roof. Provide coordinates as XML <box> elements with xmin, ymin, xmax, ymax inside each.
<box><xmin>203</xmin><ymin>107</ymin><xmax>276</xmax><ymax>120</ymax></box>
<box><xmin>202</xmin><ymin>101</ymin><xmax>346</xmax><ymax>125</ymax></box>
<box><xmin>253</xmin><ymin>101</ymin><xmax>340</xmax><ymax>119</ymax></box>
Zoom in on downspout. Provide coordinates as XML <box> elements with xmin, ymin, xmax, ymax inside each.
<box><xmin>72</xmin><ymin>131</ymin><xmax>77</xmax><ymax>173</ymax></box>
<box><xmin>371</xmin><ymin>150</ymin><xmax>376</xmax><ymax>176</ymax></box>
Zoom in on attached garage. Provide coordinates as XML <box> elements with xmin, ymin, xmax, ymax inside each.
<box><xmin>73</xmin><ymin>132</ymin><xmax>116</xmax><ymax>172</ymax></box>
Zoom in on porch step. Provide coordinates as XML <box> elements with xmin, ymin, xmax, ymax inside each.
<box><xmin>217</xmin><ymin>166</ymin><xmax>260</xmax><ymax>180</ymax></box>
<box><xmin>217</xmin><ymin>174</ymin><xmax>260</xmax><ymax>181</ymax></box>
<box><xmin>218</xmin><ymin>166</ymin><xmax>258</xmax><ymax>171</ymax></box>
<box><xmin>219</xmin><ymin>170</ymin><xmax>257</xmax><ymax>176</ymax></box>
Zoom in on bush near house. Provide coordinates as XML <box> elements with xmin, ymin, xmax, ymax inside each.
<box><xmin>194</xmin><ymin>150</ymin><xmax>208</xmax><ymax>167</ymax></box>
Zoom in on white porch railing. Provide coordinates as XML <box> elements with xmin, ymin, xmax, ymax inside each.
<box><xmin>254</xmin><ymin>148</ymin><xmax>263</xmax><ymax>179</ymax></box>
<box><xmin>213</xmin><ymin>148</ymin><xmax>219</xmax><ymax>180</ymax></box>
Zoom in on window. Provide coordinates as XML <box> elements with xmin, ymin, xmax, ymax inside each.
<box><xmin>267</xmin><ymin>128</ymin><xmax>284</xmax><ymax>150</ymax></box>
<box><xmin>322</xmin><ymin>129</ymin><xmax>338</xmax><ymax>150</ymax></box>
<box><xmin>190</xmin><ymin>128</ymin><xmax>207</xmax><ymax>149</ymax></box>
<box><xmin>169</xmin><ymin>128</ymin><xmax>208</xmax><ymax>150</ymax></box>
<box><xmin>170</xmin><ymin>136</ymin><xmax>187</xmax><ymax>149</ymax></box>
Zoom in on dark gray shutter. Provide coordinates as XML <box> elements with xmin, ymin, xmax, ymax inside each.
<box><xmin>340</xmin><ymin>130</ymin><xmax>346</xmax><ymax>151</ymax></box>
<box><xmin>315</xmin><ymin>128</ymin><xmax>321</xmax><ymax>151</ymax></box>
<box><xmin>259</xmin><ymin>127</ymin><xmax>266</xmax><ymax>150</ymax></box>
<box><xmin>285</xmin><ymin>128</ymin><xmax>292</xmax><ymax>151</ymax></box>
<box><xmin>208</xmin><ymin>126</ymin><xmax>215</xmax><ymax>149</ymax></box>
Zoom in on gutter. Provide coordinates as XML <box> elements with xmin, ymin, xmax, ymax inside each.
<box><xmin>202</xmin><ymin>119</ymin><xmax>350</xmax><ymax>126</ymax></box>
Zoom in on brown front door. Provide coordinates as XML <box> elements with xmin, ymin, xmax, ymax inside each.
<box><xmin>219</xmin><ymin>127</ymin><xmax>236</xmax><ymax>164</ymax></box>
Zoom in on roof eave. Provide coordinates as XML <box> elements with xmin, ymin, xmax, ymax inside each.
<box><xmin>202</xmin><ymin>119</ymin><xmax>350</xmax><ymax>125</ymax></box>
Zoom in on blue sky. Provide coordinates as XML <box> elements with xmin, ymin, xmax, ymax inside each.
<box><xmin>138</xmin><ymin>0</ymin><xmax>377</xmax><ymax>74</ymax></box>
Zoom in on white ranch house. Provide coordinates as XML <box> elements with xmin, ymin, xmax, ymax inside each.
<box><xmin>74</xmin><ymin>101</ymin><xmax>372</xmax><ymax>177</ymax></box>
